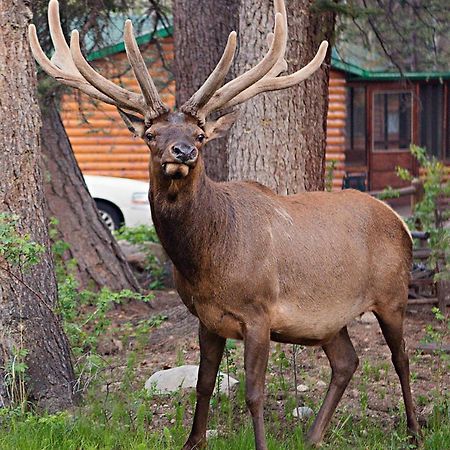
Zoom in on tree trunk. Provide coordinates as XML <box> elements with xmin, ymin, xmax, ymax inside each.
<box><xmin>174</xmin><ymin>0</ymin><xmax>334</xmax><ymax>192</ymax></box>
<box><xmin>227</xmin><ymin>0</ymin><xmax>334</xmax><ymax>193</ymax></box>
<box><xmin>40</xmin><ymin>97</ymin><xmax>140</xmax><ymax>292</ymax></box>
<box><xmin>173</xmin><ymin>0</ymin><xmax>239</xmax><ymax>181</ymax></box>
<box><xmin>0</xmin><ymin>0</ymin><xmax>75</xmax><ymax>412</ymax></box>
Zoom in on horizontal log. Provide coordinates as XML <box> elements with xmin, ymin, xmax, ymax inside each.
<box><xmin>327</xmin><ymin>128</ymin><xmax>345</xmax><ymax>137</ymax></box>
<box><xmin>79</xmin><ymin>162</ymin><xmax>149</xmax><ymax>170</ymax></box>
<box><xmin>327</xmin><ymin>103</ymin><xmax>345</xmax><ymax>112</ymax></box>
<box><xmin>327</xmin><ymin>119</ymin><xmax>346</xmax><ymax>128</ymax></box>
<box><xmin>326</xmin><ymin>136</ymin><xmax>345</xmax><ymax>144</ymax></box>
<box><xmin>324</xmin><ymin>153</ymin><xmax>345</xmax><ymax>162</ymax></box>
<box><xmin>63</xmin><ymin>119</ymin><xmax>120</xmax><ymax>128</ymax></box>
<box><xmin>327</xmin><ymin>111</ymin><xmax>346</xmax><ymax>120</ymax></box>
<box><xmin>69</xmin><ymin>136</ymin><xmax>143</xmax><ymax>145</ymax></box>
<box><xmin>65</xmin><ymin>128</ymin><xmax>131</xmax><ymax>137</ymax></box>
<box><xmin>73</xmin><ymin>145</ymin><xmax>147</xmax><ymax>154</ymax></box>
<box><xmin>76</xmin><ymin>154</ymin><xmax>149</xmax><ymax>163</ymax></box>
<box><xmin>408</xmin><ymin>297</ymin><xmax>437</xmax><ymax>305</ymax></box>
<box><xmin>328</xmin><ymin>94</ymin><xmax>346</xmax><ymax>102</ymax></box>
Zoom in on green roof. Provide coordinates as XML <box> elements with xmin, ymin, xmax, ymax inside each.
<box><xmin>88</xmin><ymin>26</ymin><xmax>173</xmax><ymax>62</ymax></box>
<box><xmin>331</xmin><ymin>49</ymin><xmax>450</xmax><ymax>81</ymax></box>
<box><xmin>87</xmin><ymin>26</ymin><xmax>450</xmax><ymax>81</ymax></box>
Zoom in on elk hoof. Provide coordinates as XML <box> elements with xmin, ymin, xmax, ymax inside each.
<box><xmin>182</xmin><ymin>436</ymin><xmax>206</xmax><ymax>450</ymax></box>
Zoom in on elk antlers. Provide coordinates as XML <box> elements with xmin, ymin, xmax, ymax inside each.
<box><xmin>181</xmin><ymin>0</ymin><xmax>329</xmax><ymax>124</ymax></box>
<box><xmin>29</xmin><ymin>0</ymin><xmax>168</xmax><ymax>120</ymax></box>
<box><xmin>29</xmin><ymin>0</ymin><xmax>328</xmax><ymax>125</ymax></box>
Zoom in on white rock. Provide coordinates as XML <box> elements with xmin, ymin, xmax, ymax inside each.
<box><xmin>206</xmin><ymin>429</ymin><xmax>218</xmax><ymax>439</ymax></box>
<box><xmin>316</xmin><ymin>380</ymin><xmax>327</xmax><ymax>388</ymax></box>
<box><xmin>296</xmin><ymin>384</ymin><xmax>309</xmax><ymax>392</ymax></box>
<box><xmin>359</xmin><ymin>312</ymin><xmax>378</xmax><ymax>324</ymax></box>
<box><xmin>292</xmin><ymin>406</ymin><xmax>314</xmax><ymax>420</ymax></box>
<box><xmin>145</xmin><ymin>365</ymin><xmax>238</xmax><ymax>395</ymax></box>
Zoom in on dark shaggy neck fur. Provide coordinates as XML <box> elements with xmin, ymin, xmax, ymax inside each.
<box><xmin>148</xmin><ymin>157</ymin><xmax>237</xmax><ymax>284</ymax></box>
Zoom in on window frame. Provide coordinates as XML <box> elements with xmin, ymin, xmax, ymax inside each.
<box><xmin>371</xmin><ymin>89</ymin><xmax>414</xmax><ymax>153</ymax></box>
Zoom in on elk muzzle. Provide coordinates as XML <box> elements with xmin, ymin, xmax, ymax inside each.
<box><xmin>162</xmin><ymin>143</ymin><xmax>198</xmax><ymax>179</ymax></box>
<box><xmin>171</xmin><ymin>144</ymin><xmax>198</xmax><ymax>164</ymax></box>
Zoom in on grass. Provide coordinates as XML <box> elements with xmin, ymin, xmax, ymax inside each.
<box><xmin>0</xmin><ymin>389</ymin><xmax>448</xmax><ymax>450</ymax></box>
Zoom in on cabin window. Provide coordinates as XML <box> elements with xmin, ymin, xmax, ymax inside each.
<box><xmin>420</xmin><ymin>84</ymin><xmax>444</xmax><ymax>158</ymax></box>
<box><xmin>345</xmin><ymin>87</ymin><xmax>366</xmax><ymax>166</ymax></box>
<box><xmin>373</xmin><ymin>91</ymin><xmax>412</xmax><ymax>151</ymax></box>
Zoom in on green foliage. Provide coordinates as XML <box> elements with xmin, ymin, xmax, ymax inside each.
<box><xmin>378</xmin><ymin>186</ymin><xmax>400</xmax><ymax>200</ymax></box>
<box><xmin>0</xmin><ymin>214</ymin><xmax>44</xmax><ymax>269</ymax></box>
<box><xmin>396</xmin><ymin>145</ymin><xmax>450</xmax><ymax>282</ymax></box>
<box><xmin>115</xmin><ymin>224</ymin><xmax>160</xmax><ymax>245</ymax></box>
<box><xmin>115</xmin><ymin>225</ymin><xmax>166</xmax><ymax>289</ymax></box>
<box><xmin>0</xmin><ymin>213</ymin><xmax>158</xmax><ymax>399</ymax></box>
<box><xmin>332</xmin><ymin>0</ymin><xmax>450</xmax><ymax>74</ymax></box>
<box><xmin>325</xmin><ymin>160</ymin><xmax>337</xmax><ymax>192</ymax></box>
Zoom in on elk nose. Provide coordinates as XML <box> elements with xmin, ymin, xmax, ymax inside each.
<box><xmin>171</xmin><ymin>144</ymin><xmax>198</xmax><ymax>163</ymax></box>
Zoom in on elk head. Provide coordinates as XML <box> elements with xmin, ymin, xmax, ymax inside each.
<box><xmin>29</xmin><ymin>0</ymin><xmax>328</xmax><ymax>182</ymax></box>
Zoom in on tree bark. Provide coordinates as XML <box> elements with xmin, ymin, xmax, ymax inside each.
<box><xmin>227</xmin><ymin>0</ymin><xmax>334</xmax><ymax>193</ymax></box>
<box><xmin>40</xmin><ymin>97</ymin><xmax>140</xmax><ymax>292</ymax></box>
<box><xmin>174</xmin><ymin>0</ymin><xmax>334</xmax><ymax>192</ymax></box>
<box><xmin>173</xmin><ymin>0</ymin><xmax>239</xmax><ymax>181</ymax></box>
<box><xmin>0</xmin><ymin>0</ymin><xmax>75</xmax><ymax>411</ymax></box>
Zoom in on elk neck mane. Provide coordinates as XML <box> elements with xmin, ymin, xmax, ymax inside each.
<box><xmin>148</xmin><ymin>157</ymin><xmax>242</xmax><ymax>283</ymax></box>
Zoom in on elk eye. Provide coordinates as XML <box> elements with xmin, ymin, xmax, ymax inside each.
<box><xmin>196</xmin><ymin>134</ymin><xmax>206</xmax><ymax>143</ymax></box>
<box><xmin>145</xmin><ymin>132</ymin><xmax>155</xmax><ymax>141</ymax></box>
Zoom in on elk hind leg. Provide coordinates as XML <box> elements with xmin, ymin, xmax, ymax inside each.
<box><xmin>306</xmin><ymin>327</ymin><xmax>359</xmax><ymax>445</ymax></box>
<box><xmin>374</xmin><ymin>308</ymin><xmax>420</xmax><ymax>437</ymax></box>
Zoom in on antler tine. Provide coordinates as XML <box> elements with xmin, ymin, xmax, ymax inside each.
<box><xmin>124</xmin><ymin>20</ymin><xmax>169</xmax><ymax>119</ymax></box>
<box><xmin>265</xmin><ymin>33</ymin><xmax>288</xmax><ymax>77</ymax></box>
<box><xmin>70</xmin><ymin>30</ymin><xmax>147</xmax><ymax>114</ymax></box>
<box><xmin>47</xmin><ymin>0</ymin><xmax>78</xmax><ymax>78</ymax></box>
<box><xmin>181</xmin><ymin>31</ymin><xmax>237</xmax><ymax>119</ymax></box>
<box><xmin>29</xmin><ymin>14</ymin><xmax>116</xmax><ymax>105</ymax></box>
<box><xmin>222</xmin><ymin>41</ymin><xmax>329</xmax><ymax>110</ymax></box>
<box><xmin>266</xmin><ymin>0</ymin><xmax>288</xmax><ymax>77</ymax></box>
<box><xmin>198</xmin><ymin>12</ymin><xmax>286</xmax><ymax>120</ymax></box>
<box><xmin>29</xmin><ymin>0</ymin><xmax>148</xmax><ymax>115</ymax></box>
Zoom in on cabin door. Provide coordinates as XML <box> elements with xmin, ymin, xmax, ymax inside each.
<box><xmin>368</xmin><ymin>87</ymin><xmax>418</xmax><ymax>197</ymax></box>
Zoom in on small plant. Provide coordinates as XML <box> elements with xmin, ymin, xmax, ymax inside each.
<box><xmin>0</xmin><ymin>214</ymin><xmax>44</xmax><ymax>269</ymax></box>
<box><xmin>396</xmin><ymin>145</ymin><xmax>449</xmax><ymax>282</ymax></box>
<box><xmin>378</xmin><ymin>185</ymin><xmax>400</xmax><ymax>200</ymax></box>
<box><xmin>422</xmin><ymin>307</ymin><xmax>449</xmax><ymax>395</ymax></box>
<box><xmin>325</xmin><ymin>160</ymin><xmax>337</xmax><ymax>192</ymax></box>
<box><xmin>115</xmin><ymin>225</ymin><xmax>166</xmax><ymax>289</ymax></box>
<box><xmin>115</xmin><ymin>224</ymin><xmax>159</xmax><ymax>245</ymax></box>
<box><xmin>0</xmin><ymin>214</ymin><xmax>45</xmax><ymax>411</ymax></box>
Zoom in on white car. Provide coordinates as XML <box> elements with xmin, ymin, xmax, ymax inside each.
<box><xmin>84</xmin><ymin>175</ymin><xmax>152</xmax><ymax>231</ymax></box>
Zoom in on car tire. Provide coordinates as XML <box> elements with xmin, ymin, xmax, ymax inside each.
<box><xmin>94</xmin><ymin>200</ymin><xmax>124</xmax><ymax>231</ymax></box>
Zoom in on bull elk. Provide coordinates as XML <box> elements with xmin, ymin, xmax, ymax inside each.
<box><xmin>30</xmin><ymin>0</ymin><xmax>420</xmax><ymax>448</ymax></box>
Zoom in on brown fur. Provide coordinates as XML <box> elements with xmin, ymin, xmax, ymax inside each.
<box><xmin>143</xmin><ymin>113</ymin><xmax>420</xmax><ymax>449</ymax></box>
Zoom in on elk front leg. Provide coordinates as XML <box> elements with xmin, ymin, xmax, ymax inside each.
<box><xmin>183</xmin><ymin>322</ymin><xmax>225</xmax><ymax>450</ymax></box>
<box><xmin>244</xmin><ymin>323</ymin><xmax>270</xmax><ymax>450</ymax></box>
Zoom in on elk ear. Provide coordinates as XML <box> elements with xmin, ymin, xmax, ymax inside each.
<box><xmin>204</xmin><ymin>111</ymin><xmax>239</xmax><ymax>143</ymax></box>
<box><xmin>117</xmin><ymin>108</ymin><xmax>146</xmax><ymax>138</ymax></box>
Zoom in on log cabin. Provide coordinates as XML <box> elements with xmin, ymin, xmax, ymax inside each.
<box><xmin>60</xmin><ymin>28</ymin><xmax>450</xmax><ymax>193</ymax></box>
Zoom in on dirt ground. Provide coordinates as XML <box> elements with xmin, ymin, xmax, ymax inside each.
<box><xmin>100</xmin><ymin>289</ymin><xmax>449</xmax><ymax>433</ymax></box>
